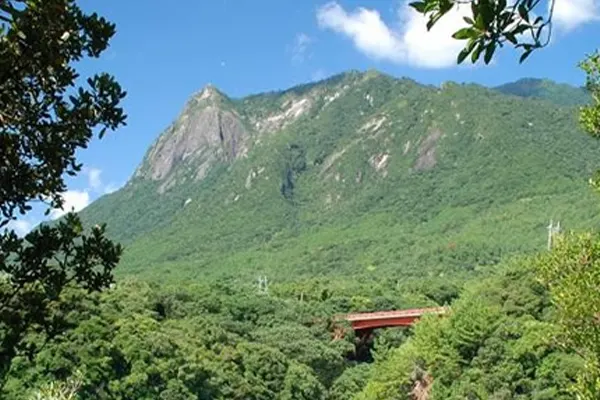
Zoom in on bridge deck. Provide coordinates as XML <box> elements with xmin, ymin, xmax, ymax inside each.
<box><xmin>343</xmin><ymin>307</ymin><xmax>447</xmax><ymax>321</ymax></box>
<box><xmin>338</xmin><ymin>307</ymin><xmax>447</xmax><ymax>330</ymax></box>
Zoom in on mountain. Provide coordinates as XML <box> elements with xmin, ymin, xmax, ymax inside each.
<box><xmin>81</xmin><ymin>71</ymin><xmax>600</xmax><ymax>283</ymax></box>
<box><xmin>494</xmin><ymin>78</ymin><xmax>590</xmax><ymax>106</ymax></box>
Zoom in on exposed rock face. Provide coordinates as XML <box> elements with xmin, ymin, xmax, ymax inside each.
<box><xmin>414</xmin><ymin>128</ymin><xmax>442</xmax><ymax>171</ymax></box>
<box><xmin>251</xmin><ymin>97</ymin><xmax>312</xmax><ymax>133</ymax></box>
<box><xmin>369</xmin><ymin>153</ymin><xmax>390</xmax><ymax>176</ymax></box>
<box><xmin>136</xmin><ymin>86</ymin><xmax>248</xmax><ymax>191</ymax></box>
<box><xmin>359</xmin><ymin>115</ymin><xmax>387</xmax><ymax>134</ymax></box>
<box><xmin>144</xmin><ymin>107</ymin><xmax>246</xmax><ymax>179</ymax></box>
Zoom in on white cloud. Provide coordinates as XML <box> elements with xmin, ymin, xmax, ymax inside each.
<box><xmin>6</xmin><ymin>167</ymin><xmax>121</xmax><ymax>228</ymax></box>
<box><xmin>7</xmin><ymin>220</ymin><xmax>33</xmax><ymax>237</ymax></box>
<box><xmin>291</xmin><ymin>33</ymin><xmax>312</xmax><ymax>64</ymax></box>
<box><xmin>50</xmin><ymin>190</ymin><xmax>90</xmax><ymax>219</ymax></box>
<box><xmin>316</xmin><ymin>1</ymin><xmax>472</xmax><ymax>68</ymax></box>
<box><xmin>84</xmin><ymin>166</ymin><xmax>121</xmax><ymax>195</ymax></box>
<box><xmin>87</xmin><ymin>167</ymin><xmax>102</xmax><ymax>191</ymax></box>
<box><xmin>552</xmin><ymin>0</ymin><xmax>599</xmax><ymax>31</ymax></box>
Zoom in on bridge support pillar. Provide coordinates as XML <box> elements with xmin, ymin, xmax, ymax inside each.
<box><xmin>354</xmin><ymin>329</ymin><xmax>375</xmax><ymax>363</ymax></box>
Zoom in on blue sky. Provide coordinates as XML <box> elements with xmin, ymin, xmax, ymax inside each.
<box><xmin>9</xmin><ymin>0</ymin><xmax>600</xmax><ymax>234</ymax></box>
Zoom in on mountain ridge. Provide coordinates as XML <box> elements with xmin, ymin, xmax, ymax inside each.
<box><xmin>80</xmin><ymin>70</ymin><xmax>600</xmax><ymax>283</ymax></box>
<box><xmin>133</xmin><ymin>71</ymin><xmax>589</xmax><ymax>193</ymax></box>
<box><xmin>494</xmin><ymin>77</ymin><xmax>590</xmax><ymax>106</ymax></box>
<box><xmin>132</xmin><ymin>73</ymin><xmax>589</xmax><ymax>195</ymax></box>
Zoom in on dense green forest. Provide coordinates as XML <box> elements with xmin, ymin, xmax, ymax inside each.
<box><xmin>2</xmin><ymin>250</ymin><xmax>588</xmax><ymax>399</ymax></box>
<box><xmin>3</xmin><ymin>2</ymin><xmax>600</xmax><ymax>398</ymax></box>
<box><xmin>22</xmin><ymin>72</ymin><xmax>593</xmax><ymax>399</ymax></box>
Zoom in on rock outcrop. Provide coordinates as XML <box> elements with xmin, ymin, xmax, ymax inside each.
<box><xmin>135</xmin><ymin>86</ymin><xmax>248</xmax><ymax>191</ymax></box>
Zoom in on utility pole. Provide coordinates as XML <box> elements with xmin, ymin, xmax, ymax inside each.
<box><xmin>547</xmin><ymin>219</ymin><xmax>561</xmax><ymax>251</ymax></box>
<box><xmin>257</xmin><ymin>275</ymin><xmax>269</xmax><ymax>295</ymax></box>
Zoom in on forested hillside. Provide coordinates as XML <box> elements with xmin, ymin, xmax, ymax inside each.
<box><xmin>10</xmin><ymin>72</ymin><xmax>600</xmax><ymax>399</ymax></box>
<box><xmin>80</xmin><ymin>71</ymin><xmax>600</xmax><ymax>285</ymax></box>
<box><xmin>494</xmin><ymin>78</ymin><xmax>590</xmax><ymax>106</ymax></box>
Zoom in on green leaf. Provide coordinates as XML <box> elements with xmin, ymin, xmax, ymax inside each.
<box><xmin>519</xmin><ymin>49</ymin><xmax>533</xmax><ymax>63</ymax></box>
<box><xmin>472</xmin><ymin>42</ymin><xmax>484</xmax><ymax>63</ymax></box>
<box><xmin>484</xmin><ymin>43</ymin><xmax>496</xmax><ymax>64</ymax></box>
<box><xmin>426</xmin><ymin>13</ymin><xmax>442</xmax><ymax>31</ymax></box>
<box><xmin>409</xmin><ymin>1</ymin><xmax>427</xmax><ymax>13</ymax></box>
<box><xmin>479</xmin><ymin>1</ymin><xmax>494</xmax><ymax>27</ymax></box>
<box><xmin>452</xmin><ymin>28</ymin><xmax>476</xmax><ymax>40</ymax></box>
<box><xmin>439</xmin><ymin>0</ymin><xmax>453</xmax><ymax>13</ymax></box>
<box><xmin>475</xmin><ymin>13</ymin><xmax>485</xmax><ymax>30</ymax></box>
<box><xmin>518</xmin><ymin>4</ymin><xmax>530</xmax><ymax>22</ymax></box>
<box><xmin>457</xmin><ymin>48</ymin><xmax>470</xmax><ymax>64</ymax></box>
<box><xmin>505</xmin><ymin>32</ymin><xmax>517</xmax><ymax>45</ymax></box>
<box><xmin>512</xmin><ymin>24</ymin><xmax>529</xmax><ymax>35</ymax></box>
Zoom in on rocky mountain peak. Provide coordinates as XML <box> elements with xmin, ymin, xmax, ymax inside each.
<box><xmin>135</xmin><ymin>71</ymin><xmax>579</xmax><ymax>196</ymax></box>
<box><xmin>195</xmin><ymin>84</ymin><xmax>220</xmax><ymax>101</ymax></box>
<box><xmin>135</xmin><ymin>84</ymin><xmax>248</xmax><ymax>192</ymax></box>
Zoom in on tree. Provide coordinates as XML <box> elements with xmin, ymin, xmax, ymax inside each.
<box><xmin>280</xmin><ymin>363</ymin><xmax>325</xmax><ymax>400</ymax></box>
<box><xmin>29</xmin><ymin>370</ymin><xmax>83</xmax><ymax>400</ymax></box>
<box><xmin>410</xmin><ymin>2</ymin><xmax>600</xmax><ymax>397</ymax></box>
<box><xmin>410</xmin><ymin>0</ymin><xmax>557</xmax><ymax>64</ymax></box>
<box><xmin>580</xmin><ymin>53</ymin><xmax>600</xmax><ymax>138</ymax></box>
<box><xmin>536</xmin><ymin>233</ymin><xmax>600</xmax><ymax>399</ymax></box>
<box><xmin>0</xmin><ymin>0</ymin><xmax>126</xmax><ymax>386</ymax></box>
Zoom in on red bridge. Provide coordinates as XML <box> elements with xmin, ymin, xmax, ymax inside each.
<box><xmin>339</xmin><ymin>307</ymin><xmax>448</xmax><ymax>331</ymax></box>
